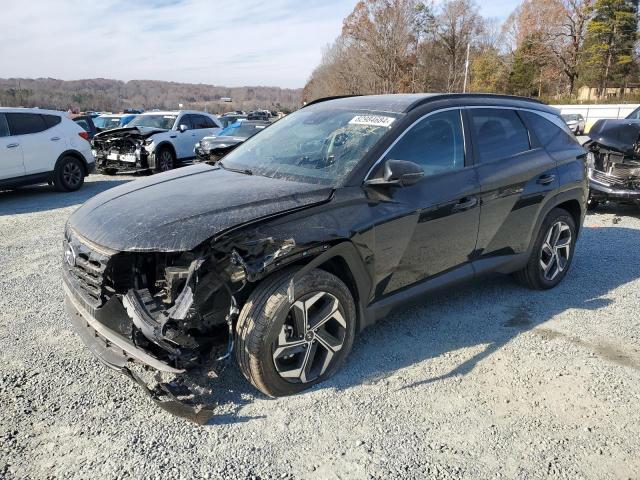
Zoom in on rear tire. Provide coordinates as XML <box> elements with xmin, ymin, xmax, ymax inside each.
<box><xmin>53</xmin><ymin>156</ymin><xmax>85</xmax><ymax>192</ymax></box>
<box><xmin>514</xmin><ymin>208</ymin><xmax>577</xmax><ymax>290</ymax></box>
<box><xmin>235</xmin><ymin>268</ymin><xmax>356</xmax><ymax>398</ymax></box>
<box><xmin>154</xmin><ymin>148</ymin><xmax>174</xmax><ymax>173</ymax></box>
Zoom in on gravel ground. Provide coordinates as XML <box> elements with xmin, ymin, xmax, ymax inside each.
<box><xmin>1</xmin><ymin>174</ymin><xmax>639</xmax><ymax>479</ymax></box>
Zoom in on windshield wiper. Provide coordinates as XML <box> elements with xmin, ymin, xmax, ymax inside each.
<box><xmin>219</xmin><ymin>160</ymin><xmax>253</xmax><ymax>175</ymax></box>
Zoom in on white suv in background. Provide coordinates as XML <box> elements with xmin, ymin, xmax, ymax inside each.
<box><xmin>92</xmin><ymin>110</ymin><xmax>222</xmax><ymax>174</ymax></box>
<box><xmin>0</xmin><ymin>108</ymin><xmax>94</xmax><ymax>191</ymax></box>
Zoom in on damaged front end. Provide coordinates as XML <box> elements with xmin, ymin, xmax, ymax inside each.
<box><xmin>62</xmin><ymin>224</ymin><xmax>303</xmax><ymax>421</ymax></box>
<box><xmin>587</xmin><ymin>119</ymin><xmax>640</xmax><ymax>204</ymax></box>
<box><xmin>92</xmin><ymin>127</ymin><xmax>162</xmax><ymax>173</ymax></box>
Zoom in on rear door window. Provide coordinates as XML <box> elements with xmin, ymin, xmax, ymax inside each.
<box><xmin>469</xmin><ymin>109</ymin><xmax>531</xmax><ymax>163</ymax></box>
<box><xmin>0</xmin><ymin>114</ymin><xmax>9</xmax><ymax>137</ymax></box>
<box><xmin>192</xmin><ymin>115</ymin><xmax>211</xmax><ymax>129</ymax></box>
<box><xmin>6</xmin><ymin>113</ymin><xmax>48</xmax><ymax>135</ymax></box>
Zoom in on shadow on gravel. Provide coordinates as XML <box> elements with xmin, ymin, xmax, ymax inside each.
<box><xmin>324</xmin><ymin>224</ymin><xmax>640</xmax><ymax>392</ymax></box>
<box><xmin>0</xmin><ymin>179</ymin><xmax>131</xmax><ymax>216</ymax></box>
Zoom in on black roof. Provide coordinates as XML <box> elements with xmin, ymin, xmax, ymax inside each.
<box><xmin>305</xmin><ymin>93</ymin><xmax>555</xmax><ymax>115</ymax></box>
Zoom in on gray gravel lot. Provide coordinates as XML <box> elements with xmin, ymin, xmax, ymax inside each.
<box><xmin>1</xmin><ymin>174</ymin><xmax>639</xmax><ymax>479</ymax></box>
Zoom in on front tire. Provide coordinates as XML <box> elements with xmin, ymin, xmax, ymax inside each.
<box><xmin>154</xmin><ymin>148</ymin><xmax>174</xmax><ymax>173</ymax></box>
<box><xmin>514</xmin><ymin>208</ymin><xmax>577</xmax><ymax>290</ymax></box>
<box><xmin>236</xmin><ymin>268</ymin><xmax>356</xmax><ymax>397</ymax></box>
<box><xmin>53</xmin><ymin>156</ymin><xmax>85</xmax><ymax>192</ymax></box>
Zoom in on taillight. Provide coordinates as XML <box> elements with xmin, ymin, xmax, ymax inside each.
<box><xmin>78</xmin><ymin>131</ymin><xmax>89</xmax><ymax>141</ymax></box>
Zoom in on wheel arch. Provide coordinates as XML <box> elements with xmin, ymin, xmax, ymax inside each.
<box><xmin>54</xmin><ymin>150</ymin><xmax>89</xmax><ymax>175</ymax></box>
<box><xmin>284</xmin><ymin>241</ymin><xmax>372</xmax><ymax>333</ymax></box>
<box><xmin>151</xmin><ymin>142</ymin><xmax>177</xmax><ymax>169</ymax></box>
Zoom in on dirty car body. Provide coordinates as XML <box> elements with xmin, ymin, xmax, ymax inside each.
<box><xmin>586</xmin><ymin>118</ymin><xmax>640</xmax><ymax>204</ymax></box>
<box><xmin>64</xmin><ymin>94</ymin><xmax>587</xmax><ymax>416</ymax></box>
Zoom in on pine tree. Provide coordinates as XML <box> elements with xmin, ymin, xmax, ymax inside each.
<box><xmin>581</xmin><ymin>0</ymin><xmax>638</xmax><ymax>95</ymax></box>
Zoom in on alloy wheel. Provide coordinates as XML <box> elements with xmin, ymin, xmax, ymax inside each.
<box><xmin>272</xmin><ymin>291</ymin><xmax>347</xmax><ymax>384</ymax></box>
<box><xmin>63</xmin><ymin>161</ymin><xmax>82</xmax><ymax>187</ymax></box>
<box><xmin>539</xmin><ymin>221</ymin><xmax>572</xmax><ymax>281</ymax></box>
<box><xmin>159</xmin><ymin>151</ymin><xmax>172</xmax><ymax>171</ymax></box>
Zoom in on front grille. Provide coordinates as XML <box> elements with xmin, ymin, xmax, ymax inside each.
<box><xmin>590</xmin><ymin>169</ymin><xmax>623</xmax><ymax>187</ymax></box>
<box><xmin>64</xmin><ymin>234</ymin><xmax>111</xmax><ymax>308</ymax></box>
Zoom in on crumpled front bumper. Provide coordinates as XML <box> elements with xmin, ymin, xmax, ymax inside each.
<box><xmin>589</xmin><ymin>170</ymin><xmax>640</xmax><ymax>201</ymax></box>
<box><xmin>63</xmin><ymin>281</ymin><xmax>184</xmax><ymax>374</ymax></box>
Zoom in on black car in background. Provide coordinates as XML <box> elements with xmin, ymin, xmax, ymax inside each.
<box><xmin>247</xmin><ymin>110</ymin><xmax>270</xmax><ymax>121</ymax></box>
<box><xmin>63</xmin><ymin>94</ymin><xmax>587</xmax><ymax>412</ymax></box>
<box><xmin>194</xmin><ymin>120</ymin><xmax>270</xmax><ymax>163</ymax></box>
<box><xmin>73</xmin><ymin>115</ymin><xmax>98</xmax><ymax>140</ymax></box>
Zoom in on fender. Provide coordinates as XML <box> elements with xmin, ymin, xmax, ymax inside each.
<box><xmin>55</xmin><ymin>149</ymin><xmax>90</xmax><ymax>174</ymax></box>
<box><xmin>289</xmin><ymin>241</ymin><xmax>372</xmax><ymax>332</ymax></box>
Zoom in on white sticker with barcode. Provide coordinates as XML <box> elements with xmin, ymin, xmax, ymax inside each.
<box><xmin>349</xmin><ymin>115</ymin><xmax>395</xmax><ymax>128</ymax></box>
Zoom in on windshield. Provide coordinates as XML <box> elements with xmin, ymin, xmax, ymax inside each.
<box><xmin>218</xmin><ymin>123</ymin><xmax>267</xmax><ymax>138</ymax></box>
<box><xmin>220</xmin><ymin>105</ymin><xmax>399</xmax><ymax>185</ymax></box>
<box><xmin>94</xmin><ymin>116</ymin><xmax>122</xmax><ymax>129</ymax></box>
<box><xmin>128</xmin><ymin>114</ymin><xmax>177</xmax><ymax>130</ymax></box>
<box><xmin>562</xmin><ymin>114</ymin><xmax>580</xmax><ymax>122</ymax></box>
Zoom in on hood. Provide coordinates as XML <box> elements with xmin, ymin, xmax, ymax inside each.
<box><xmin>68</xmin><ymin>164</ymin><xmax>333</xmax><ymax>252</ymax></box>
<box><xmin>203</xmin><ymin>136</ymin><xmax>245</xmax><ymax>147</ymax></box>
<box><xmin>588</xmin><ymin>119</ymin><xmax>640</xmax><ymax>156</ymax></box>
<box><xmin>93</xmin><ymin>126</ymin><xmax>167</xmax><ymax>141</ymax></box>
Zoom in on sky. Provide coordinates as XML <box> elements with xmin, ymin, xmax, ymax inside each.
<box><xmin>0</xmin><ymin>0</ymin><xmax>520</xmax><ymax>89</ymax></box>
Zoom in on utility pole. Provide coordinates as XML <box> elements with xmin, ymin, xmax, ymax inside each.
<box><xmin>463</xmin><ymin>43</ymin><xmax>471</xmax><ymax>93</ymax></box>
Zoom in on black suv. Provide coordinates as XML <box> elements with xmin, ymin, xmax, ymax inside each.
<box><xmin>63</xmin><ymin>94</ymin><xmax>587</xmax><ymax>404</ymax></box>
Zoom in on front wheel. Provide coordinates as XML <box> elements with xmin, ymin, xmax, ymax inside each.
<box><xmin>235</xmin><ymin>268</ymin><xmax>356</xmax><ymax>397</ymax></box>
<box><xmin>514</xmin><ymin>208</ymin><xmax>577</xmax><ymax>290</ymax></box>
<box><xmin>154</xmin><ymin>148</ymin><xmax>174</xmax><ymax>173</ymax></box>
<box><xmin>53</xmin><ymin>156</ymin><xmax>85</xmax><ymax>192</ymax></box>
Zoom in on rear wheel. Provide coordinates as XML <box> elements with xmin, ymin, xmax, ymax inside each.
<box><xmin>236</xmin><ymin>268</ymin><xmax>356</xmax><ymax>397</ymax></box>
<box><xmin>514</xmin><ymin>208</ymin><xmax>577</xmax><ymax>290</ymax></box>
<box><xmin>154</xmin><ymin>148</ymin><xmax>174</xmax><ymax>173</ymax></box>
<box><xmin>53</xmin><ymin>156</ymin><xmax>85</xmax><ymax>192</ymax></box>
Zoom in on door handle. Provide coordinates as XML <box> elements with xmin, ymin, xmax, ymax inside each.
<box><xmin>7</xmin><ymin>143</ymin><xmax>19</xmax><ymax>148</ymax></box>
<box><xmin>51</xmin><ymin>137</ymin><xmax>61</xmax><ymax>141</ymax></box>
<box><xmin>537</xmin><ymin>174</ymin><xmax>556</xmax><ymax>185</ymax></box>
<box><xmin>453</xmin><ymin>196</ymin><xmax>478</xmax><ymax>212</ymax></box>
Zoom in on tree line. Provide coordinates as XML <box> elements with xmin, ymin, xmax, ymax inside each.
<box><xmin>303</xmin><ymin>0</ymin><xmax>640</xmax><ymax>103</ymax></box>
<box><xmin>0</xmin><ymin>78</ymin><xmax>302</xmax><ymax>114</ymax></box>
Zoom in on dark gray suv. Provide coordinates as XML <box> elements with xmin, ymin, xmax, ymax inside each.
<box><xmin>63</xmin><ymin>94</ymin><xmax>587</xmax><ymax>415</ymax></box>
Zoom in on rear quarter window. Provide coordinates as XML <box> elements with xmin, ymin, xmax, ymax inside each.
<box><xmin>43</xmin><ymin>114</ymin><xmax>62</xmax><ymax>128</ymax></box>
<box><xmin>520</xmin><ymin>111</ymin><xmax>579</xmax><ymax>151</ymax></box>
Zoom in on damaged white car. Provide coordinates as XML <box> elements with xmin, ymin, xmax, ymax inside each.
<box><xmin>91</xmin><ymin>110</ymin><xmax>221</xmax><ymax>175</ymax></box>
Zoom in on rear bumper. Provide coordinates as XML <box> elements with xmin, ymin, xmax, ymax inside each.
<box><xmin>64</xmin><ymin>281</ymin><xmax>184</xmax><ymax>374</ymax></box>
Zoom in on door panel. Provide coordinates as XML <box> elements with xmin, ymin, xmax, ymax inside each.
<box><xmin>367</xmin><ymin>109</ymin><xmax>480</xmax><ymax>297</ymax></box>
<box><xmin>6</xmin><ymin>113</ymin><xmax>60</xmax><ymax>175</ymax></box>
<box><xmin>174</xmin><ymin>114</ymin><xmax>195</xmax><ymax>159</ymax></box>
<box><xmin>468</xmin><ymin>108</ymin><xmax>558</xmax><ymax>258</ymax></box>
<box><xmin>475</xmin><ymin>149</ymin><xmax>558</xmax><ymax>256</ymax></box>
<box><xmin>0</xmin><ymin>139</ymin><xmax>25</xmax><ymax>180</ymax></box>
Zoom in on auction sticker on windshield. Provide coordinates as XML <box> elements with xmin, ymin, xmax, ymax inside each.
<box><xmin>349</xmin><ymin>115</ymin><xmax>396</xmax><ymax>128</ymax></box>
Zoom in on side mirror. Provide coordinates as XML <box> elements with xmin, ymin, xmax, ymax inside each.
<box><xmin>178</xmin><ymin>124</ymin><xmax>189</xmax><ymax>133</ymax></box>
<box><xmin>365</xmin><ymin>159</ymin><xmax>424</xmax><ymax>187</ymax></box>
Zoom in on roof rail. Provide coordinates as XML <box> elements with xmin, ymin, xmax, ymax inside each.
<box><xmin>302</xmin><ymin>95</ymin><xmax>362</xmax><ymax>108</ymax></box>
<box><xmin>406</xmin><ymin>93</ymin><xmax>546</xmax><ymax>112</ymax></box>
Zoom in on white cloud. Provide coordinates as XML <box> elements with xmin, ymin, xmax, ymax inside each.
<box><xmin>0</xmin><ymin>0</ymin><xmax>358</xmax><ymax>88</ymax></box>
